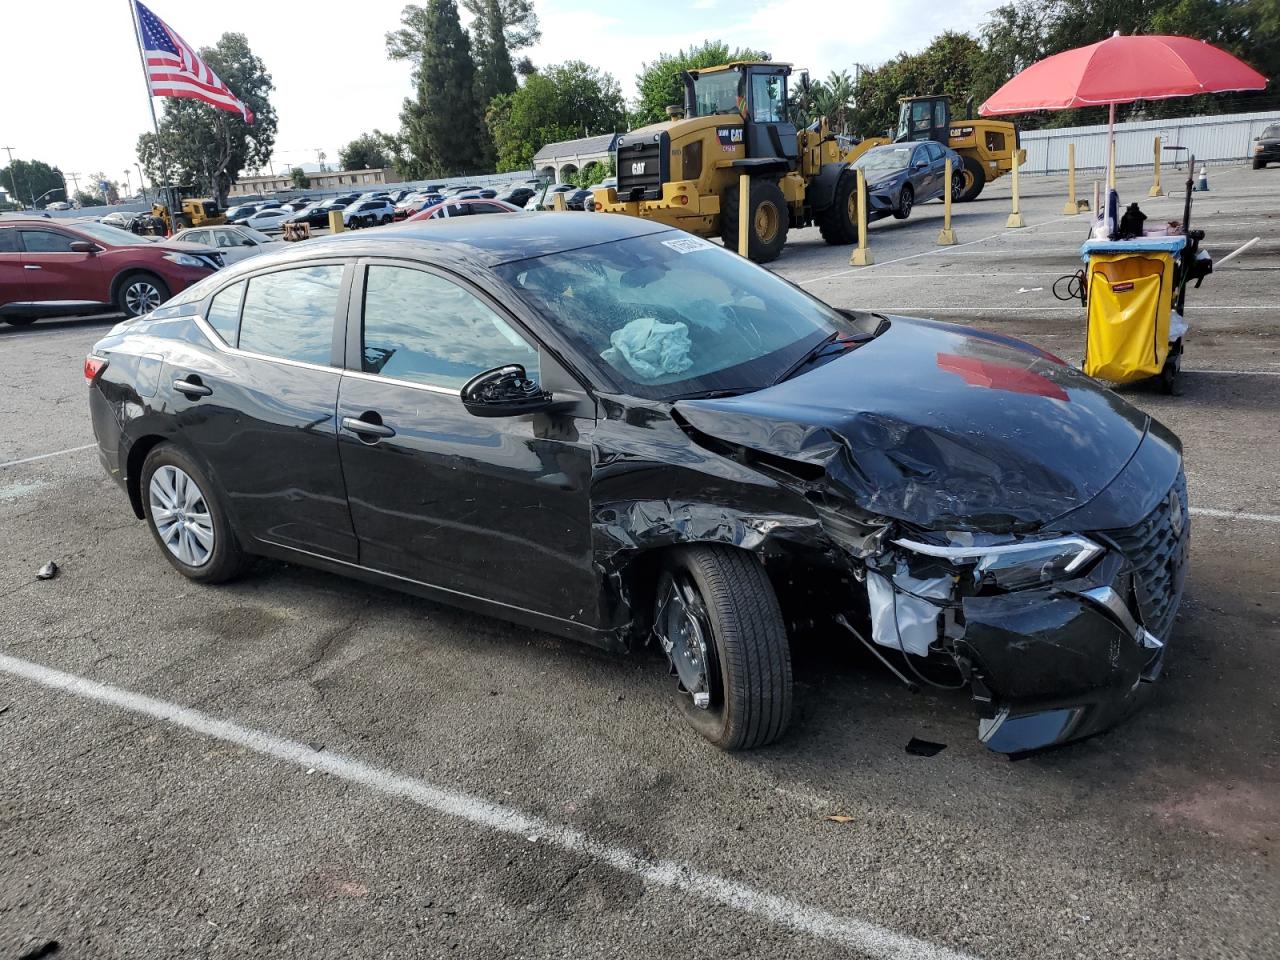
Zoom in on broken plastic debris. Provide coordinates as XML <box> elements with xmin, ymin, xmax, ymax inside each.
<box><xmin>905</xmin><ymin>737</ymin><xmax>947</xmax><ymax>757</ymax></box>
<box><xmin>36</xmin><ymin>561</ymin><xmax>58</xmax><ymax>581</ymax></box>
<box><xmin>823</xmin><ymin>815</ymin><xmax>856</xmax><ymax>824</ymax></box>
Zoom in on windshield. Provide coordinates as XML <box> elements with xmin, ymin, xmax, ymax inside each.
<box><xmin>854</xmin><ymin>146</ymin><xmax>914</xmax><ymax>173</ymax></box>
<box><xmin>494</xmin><ymin>232</ymin><xmax>852</xmax><ymax>400</ymax></box>
<box><xmin>1264</xmin><ymin>125</ymin><xmax>1280</xmax><ymax>139</ymax></box>
<box><xmin>691</xmin><ymin>71</ymin><xmax>742</xmax><ymax>118</ymax></box>
<box><xmin>70</xmin><ymin>221</ymin><xmax>146</xmax><ymax>247</ymax></box>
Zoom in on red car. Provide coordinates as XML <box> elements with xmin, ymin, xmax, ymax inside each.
<box><xmin>0</xmin><ymin>217</ymin><xmax>223</xmax><ymax>326</ymax></box>
<box><xmin>406</xmin><ymin>197</ymin><xmax>522</xmax><ymax>222</ymax></box>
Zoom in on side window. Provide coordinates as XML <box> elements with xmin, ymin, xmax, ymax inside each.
<box><xmin>925</xmin><ymin>142</ymin><xmax>944</xmax><ymax>162</ymax></box>
<box><xmin>472</xmin><ymin>203</ymin><xmax>506</xmax><ymax>215</ymax></box>
<box><xmin>933</xmin><ymin>100</ymin><xmax>947</xmax><ymax>130</ymax></box>
<box><xmin>0</xmin><ymin>228</ymin><xmax>16</xmax><ymax>253</ymax></box>
<box><xmin>215</xmin><ymin>231</ymin><xmax>240</xmax><ymax>249</ymax></box>
<box><xmin>360</xmin><ymin>265</ymin><xmax>539</xmax><ymax>389</ymax></box>
<box><xmin>912</xmin><ymin>101</ymin><xmax>931</xmax><ymax>133</ymax></box>
<box><xmin>238</xmin><ymin>265</ymin><xmax>344</xmax><ymax>365</ymax></box>
<box><xmin>20</xmin><ymin>230</ymin><xmax>75</xmax><ymax>253</ymax></box>
<box><xmin>750</xmin><ymin>74</ymin><xmax>784</xmax><ymax>123</ymax></box>
<box><xmin>443</xmin><ymin>203</ymin><xmax>469</xmax><ymax>218</ymax></box>
<box><xmin>205</xmin><ymin>280</ymin><xmax>245</xmax><ymax>345</ymax></box>
<box><xmin>184</xmin><ymin>230</ymin><xmax>209</xmax><ymax>246</ymax></box>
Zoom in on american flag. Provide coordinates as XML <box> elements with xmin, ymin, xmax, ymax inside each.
<box><xmin>134</xmin><ymin>1</ymin><xmax>254</xmax><ymax>124</ymax></box>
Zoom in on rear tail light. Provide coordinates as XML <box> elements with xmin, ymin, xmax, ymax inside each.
<box><xmin>84</xmin><ymin>355</ymin><xmax>108</xmax><ymax>385</ymax></box>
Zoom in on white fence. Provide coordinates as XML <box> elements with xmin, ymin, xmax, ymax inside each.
<box><xmin>1019</xmin><ymin>110</ymin><xmax>1280</xmax><ymax>175</ymax></box>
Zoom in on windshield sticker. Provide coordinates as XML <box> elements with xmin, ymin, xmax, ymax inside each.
<box><xmin>661</xmin><ymin>237</ymin><xmax>714</xmax><ymax>255</ymax></box>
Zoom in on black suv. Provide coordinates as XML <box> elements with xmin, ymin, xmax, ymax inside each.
<box><xmin>1252</xmin><ymin>124</ymin><xmax>1280</xmax><ymax>169</ymax></box>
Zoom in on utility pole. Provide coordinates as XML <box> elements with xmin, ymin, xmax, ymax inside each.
<box><xmin>67</xmin><ymin>172</ymin><xmax>82</xmax><ymax>198</ymax></box>
<box><xmin>2</xmin><ymin>146</ymin><xmax>24</xmax><ymax>208</ymax></box>
<box><xmin>124</xmin><ymin>169</ymin><xmax>132</xmax><ymax>198</ymax></box>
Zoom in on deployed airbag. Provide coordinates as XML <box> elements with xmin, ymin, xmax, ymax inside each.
<box><xmin>602</xmin><ymin>318</ymin><xmax>693</xmax><ymax>380</ymax></box>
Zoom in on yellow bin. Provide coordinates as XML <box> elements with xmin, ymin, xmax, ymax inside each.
<box><xmin>1081</xmin><ymin>237</ymin><xmax>1185</xmax><ymax>384</ymax></box>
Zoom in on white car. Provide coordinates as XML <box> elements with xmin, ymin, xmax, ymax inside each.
<box><xmin>342</xmin><ymin>199</ymin><xmax>396</xmax><ymax>229</ymax></box>
<box><xmin>241</xmin><ymin>208</ymin><xmax>293</xmax><ymax>232</ymax></box>
<box><xmin>171</xmin><ymin>224</ymin><xmax>280</xmax><ymax>264</ymax></box>
<box><xmin>47</xmin><ymin>201</ymin><xmax>71</xmax><ymax>211</ymax></box>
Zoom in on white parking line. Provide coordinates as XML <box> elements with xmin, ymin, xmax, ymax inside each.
<box><xmin>0</xmin><ymin>653</ymin><xmax>979</xmax><ymax>960</ymax></box>
<box><xmin>1189</xmin><ymin>507</ymin><xmax>1280</xmax><ymax>523</ymax></box>
<box><xmin>0</xmin><ymin>443</ymin><xmax>96</xmax><ymax>470</ymax></box>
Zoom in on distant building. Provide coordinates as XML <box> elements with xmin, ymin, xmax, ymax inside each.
<box><xmin>532</xmin><ymin>133</ymin><xmax>620</xmax><ymax>182</ymax></box>
<box><xmin>228</xmin><ymin>167</ymin><xmax>391</xmax><ymax>197</ymax></box>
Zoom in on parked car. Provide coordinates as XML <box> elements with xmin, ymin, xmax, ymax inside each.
<box><xmin>101</xmin><ymin>211</ymin><xmax>142</xmax><ymax>231</ymax></box>
<box><xmin>172</xmin><ymin>224</ymin><xmax>280</xmax><ymax>264</ymax></box>
<box><xmin>852</xmin><ymin>141</ymin><xmax>964</xmax><ymax>220</ymax></box>
<box><xmin>241</xmin><ymin>208</ymin><xmax>293</xmax><ymax>233</ymax></box>
<box><xmin>496</xmin><ymin>186</ymin><xmax>537</xmax><ymax>208</ymax></box>
<box><xmin>559</xmin><ymin>188</ymin><xmax>594</xmax><ymax>211</ymax></box>
<box><xmin>394</xmin><ymin>193</ymin><xmax>443</xmax><ymax>220</ymax></box>
<box><xmin>583</xmin><ymin>178</ymin><xmax>617</xmax><ymax>212</ymax></box>
<box><xmin>281</xmin><ymin>199</ymin><xmax>313</xmax><ymax>212</ymax></box>
<box><xmin>286</xmin><ymin>202</ymin><xmax>343</xmax><ymax>227</ymax></box>
<box><xmin>531</xmin><ymin>183</ymin><xmax>580</xmax><ymax>210</ymax></box>
<box><xmin>225</xmin><ymin>201</ymin><xmax>280</xmax><ymax>225</ymax></box>
<box><xmin>342</xmin><ymin>199</ymin><xmax>396</xmax><ymax>228</ymax></box>
<box><xmin>406</xmin><ymin>198</ymin><xmax>521</xmax><ymax>222</ymax></box>
<box><xmin>47</xmin><ymin>201</ymin><xmax>71</xmax><ymax>211</ymax></box>
<box><xmin>1252</xmin><ymin>124</ymin><xmax>1280</xmax><ymax>168</ymax></box>
<box><xmin>86</xmin><ymin>214</ymin><xmax>1189</xmax><ymax>756</ymax></box>
<box><xmin>0</xmin><ymin>217</ymin><xmax>220</xmax><ymax>324</ymax></box>
<box><xmin>455</xmin><ymin>188</ymin><xmax>499</xmax><ymax>200</ymax></box>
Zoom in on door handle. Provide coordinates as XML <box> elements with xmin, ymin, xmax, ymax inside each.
<box><xmin>341</xmin><ymin>416</ymin><xmax>395</xmax><ymax>439</ymax></box>
<box><xmin>173</xmin><ymin>378</ymin><xmax>212</xmax><ymax>397</ymax></box>
<box><xmin>24</xmin><ymin>265</ymin><xmax>42</xmax><ymax>270</ymax></box>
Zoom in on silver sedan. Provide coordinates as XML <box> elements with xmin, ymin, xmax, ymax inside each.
<box><xmin>171</xmin><ymin>224</ymin><xmax>282</xmax><ymax>265</ymax></box>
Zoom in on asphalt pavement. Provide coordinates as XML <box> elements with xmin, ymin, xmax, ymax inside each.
<box><xmin>1</xmin><ymin>163</ymin><xmax>1277</xmax><ymax>960</ymax></box>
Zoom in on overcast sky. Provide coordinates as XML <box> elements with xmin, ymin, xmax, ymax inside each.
<box><xmin>1</xmin><ymin>0</ymin><xmax>997</xmax><ymax>190</ymax></box>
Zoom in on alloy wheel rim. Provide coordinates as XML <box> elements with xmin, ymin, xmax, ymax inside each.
<box><xmin>846</xmin><ymin>190</ymin><xmax>858</xmax><ymax>225</ymax></box>
<box><xmin>148</xmin><ymin>465</ymin><xmax>215</xmax><ymax>567</ymax></box>
<box><xmin>657</xmin><ymin>574</ymin><xmax>715</xmax><ymax>709</ymax></box>
<box><xmin>125</xmin><ymin>281</ymin><xmax>161</xmax><ymax>316</ymax></box>
<box><xmin>902</xmin><ymin>191</ymin><xmax>913</xmax><ymax>216</ymax></box>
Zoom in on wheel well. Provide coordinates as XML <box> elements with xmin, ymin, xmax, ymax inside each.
<box><xmin>124</xmin><ymin>435</ymin><xmax>168</xmax><ymax>518</ymax></box>
<box><xmin>110</xmin><ymin>269</ymin><xmax>163</xmax><ymax>306</ymax></box>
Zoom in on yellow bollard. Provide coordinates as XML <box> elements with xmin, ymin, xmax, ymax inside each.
<box><xmin>328</xmin><ymin>209</ymin><xmax>344</xmax><ymax>234</ymax></box>
<box><xmin>1062</xmin><ymin>143</ymin><xmax>1090</xmax><ymax>215</ymax></box>
<box><xmin>737</xmin><ymin>173</ymin><xmax>750</xmax><ymax>257</ymax></box>
<box><xmin>849</xmin><ymin>168</ymin><xmax>873</xmax><ymax>266</ymax></box>
<box><xmin>1149</xmin><ymin>136</ymin><xmax>1164</xmax><ymax>197</ymax></box>
<box><xmin>553</xmin><ymin>191</ymin><xmax>566</xmax><ymax>211</ymax></box>
<box><xmin>1006</xmin><ymin>150</ymin><xmax>1025</xmax><ymax>228</ymax></box>
<box><xmin>937</xmin><ymin>157</ymin><xmax>957</xmax><ymax>245</ymax></box>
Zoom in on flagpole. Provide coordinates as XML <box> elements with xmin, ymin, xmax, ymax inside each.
<box><xmin>127</xmin><ymin>0</ymin><xmax>174</xmax><ymax>233</ymax></box>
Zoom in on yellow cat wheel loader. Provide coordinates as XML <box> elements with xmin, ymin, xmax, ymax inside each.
<box><xmin>593</xmin><ymin>61</ymin><xmax>879</xmax><ymax>263</ymax></box>
<box><xmin>892</xmin><ymin>95</ymin><xmax>1022</xmax><ymax>202</ymax></box>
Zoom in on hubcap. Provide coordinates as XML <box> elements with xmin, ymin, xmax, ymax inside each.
<box><xmin>125</xmin><ymin>281</ymin><xmax>161</xmax><ymax>316</ymax></box>
<box><xmin>657</xmin><ymin>575</ymin><xmax>713</xmax><ymax>708</ymax></box>
<box><xmin>148</xmin><ymin>465</ymin><xmax>215</xmax><ymax>567</ymax></box>
<box><xmin>754</xmin><ymin>202</ymin><xmax>780</xmax><ymax>244</ymax></box>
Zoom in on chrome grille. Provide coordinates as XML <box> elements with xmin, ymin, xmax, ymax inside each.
<box><xmin>1104</xmin><ymin>472</ymin><xmax>1189</xmax><ymax>641</ymax></box>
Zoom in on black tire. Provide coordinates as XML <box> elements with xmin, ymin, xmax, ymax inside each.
<box><xmin>141</xmin><ymin>444</ymin><xmax>249</xmax><ymax>584</ymax></box>
<box><xmin>1253</xmin><ymin>158</ymin><xmax>1266</xmax><ymax>170</ymax></box>
<box><xmin>654</xmin><ymin>546</ymin><xmax>792</xmax><ymax>750</ymax></box>
<box><xmin>3</xmin><ymin>316</ymin><xmax>38</xmax><ymax>326</ymax></box>
<box><xmin>116</xmin><ymin>272</ymin><xmax>169</xmax><ymax>318</ymax></box>
<box><xmin>892</xmin><ymin>183</ymin><xmax>914</xmax><ymax>220</ymax></box>
<box><xmin>720</xmin><ymin>179</ymin><xmax>789</xmax><ymax>263</ymax></box>
<box><xmin>380</xmin><ymin>214</ymin><xmax>392</xmax><ymax>225</ymax></box>
<box><xmin>815</xmin><ymin>172</ymin><xmax>858</xmax><ymax>245</ymax></box>
<box><xmin>956</xmin><ymin>155</ymin><xmax>986</xmax><ymax>202</ymax></box>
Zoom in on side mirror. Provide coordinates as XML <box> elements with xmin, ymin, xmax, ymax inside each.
<box><xmin>461</xmin><ymin>364</ymin><xmax>553</xmax><ymax>418</ymax></box>
<box><xmin>69</xmin><ymin>240</ymin><xmax>97</xmax><ymax>254</ymax></box>
<box><xmin>912</xmin><ymin>160</ymin><xmax>928</xmax><ymax>171</ymax></box>
<box><xmin>242</xmin><ymin>239</ymin><xmax>255</xmax><ymax>246</ymax></box>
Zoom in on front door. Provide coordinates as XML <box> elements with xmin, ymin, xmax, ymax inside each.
<box><xmin>171</xmin><ymin>261</ymin><xmax>359</xmax><ymax>560</ymax></box>
<box><xmin>335</xmin><ymin>260</ymin><xmax>596</xmax><ymax>623</ymax></box>
<box><xmin>744</xmin><ymin>70</ymin><xmax>798</xmax><ymax>163</ymax></box>
<box><xmin>18</xmin><ymin>227</ymin><xmax>108</xmax><ymax>307</ymax></box>
<box><xmin>0</xmin><ymin>226</ymin><xmax>27</xmax><ymax>309</ymax></box>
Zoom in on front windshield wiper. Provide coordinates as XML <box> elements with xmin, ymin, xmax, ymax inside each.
<box><xmin>670</xmin><ymin>387</ymin><xmax>755</xmax><ymax>401</ymax></box>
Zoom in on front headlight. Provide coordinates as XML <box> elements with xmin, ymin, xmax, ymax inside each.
<box><xmin>892</xmin><ymin>534</ymin><xmax>1103</xmax><ymax>590</ymax></box>
<box><xmin>163</xmin><ymin>252</ymin><xmax>204</xmax><ymax>268</ymax></box>
<box><xmin>870</xmin><ymin>178</ymin><xmax>898</xmax><ymax>192</ymax></box>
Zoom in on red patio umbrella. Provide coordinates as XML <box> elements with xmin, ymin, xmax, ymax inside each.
<box><xmin>979</xmin><ymin>33</ymin><xmax>1268</xmax><ymax>185</ymax></box>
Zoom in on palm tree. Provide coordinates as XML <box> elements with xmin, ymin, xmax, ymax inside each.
<box><xmin>812</xmin><ymin>69</ymin><xmax>856</xmax><ymax>135</ymax></box>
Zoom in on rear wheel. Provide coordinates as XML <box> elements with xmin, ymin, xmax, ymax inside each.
<box><xmin>816</xmin><ymin>172</ymin><xmax>859</xmax><ymax>245</ymax></box>
<box><xmin>141</xmin><ymin>445</ymin><xmax>248</xmax><ymax>584</ymax></box>
<box><xmin>654</xmin><ymin>546</ymin><xmax>792</xmax><ymax>750</ymax></box>
<box><xmin>956</xmin><ymin>155</ymin><xmax>986</xmax><ymax>202</ymax></box>
<box><xmin>117</xmin><ymin>272</ymin><xmax>169</xmax><ymax>318</ymax></box>
<box><xmin>720</xmin><ymin>179</ymin><xmax>789</xmax><ymax>263</ymax></box>
<box><xmin>893</xmin><ymin>183</ymin><xmax>914</xmax><ymax>219</ymax></box>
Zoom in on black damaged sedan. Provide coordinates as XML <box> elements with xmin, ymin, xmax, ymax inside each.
<box><xmin>87</xmin><ymin>215</ymin><xmax>1189</xmax><ymax>754</ymax></box>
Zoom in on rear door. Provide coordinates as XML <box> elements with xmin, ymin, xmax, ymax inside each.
<box><xmin>171</xmin><ymin>260</ymin><xmax>359</xmax><ymax>560</ymax></box>
<box><xmin>18</xmin><ymin>227</ymin><xmax>109</xmax><ymax>306</ymax></box>
<box><xmin>334</xmin><ymin>259</ymin><xmax>597</xmax><ymax>621</ymax></box>
<box><xmin>0</xmin><ymin>227</ymin><xmax>26</xmax><ymax>310</ymax></box>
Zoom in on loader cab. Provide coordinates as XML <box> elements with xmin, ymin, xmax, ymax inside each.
<box><xmin>896</xmin><ymin>96</ymin><xmax>951</xmax><ymax>144</ymax></box>
<box><xmin>681</xmin><ymin>62</ymin><xmax>799</xmax><ymax>169</ymax></box>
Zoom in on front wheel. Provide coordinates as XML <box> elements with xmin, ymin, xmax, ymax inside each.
<box><xmin>141</xmin><ymin>445</ymin><xmax>248</xmax><ymax>583</ymax></box>
<box><xmin>117</xmin><ymin>272</ymin><xmax>169</xmax><ymax>318</ymax></box>
<box><xmin>654</xmin><ymin>546</ymin><xmax>793</xmax><ymax>750</ymax></box>
<box><xmin>893</xmin><ymin>184</ymin><xmax>914</xmax><ymax>219</ymax></box>
<box><xmin>1254</xmin><ymin>158</ymin><xmax>1266</xmax><ymax>170</ymax></box>
<box><xmin>720</xmin><ymin>179</ymin><xmax>789</xmax><ymax>263</ymax></box>
<box><xmin>816</xmin><ymin>172</ymin><xmax>858</xmax><ymax>245</ymax></box>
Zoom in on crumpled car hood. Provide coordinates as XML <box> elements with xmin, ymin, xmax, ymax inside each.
<box><xmin>674</xmin><ymin>316</ymin><xmax>1150</xmax><ymax>532</ymax></box>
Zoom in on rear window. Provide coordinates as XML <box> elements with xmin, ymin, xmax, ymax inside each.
<box><xmin>206</xmin><ymin>280</ymin><xmax>245</xmax><ymax>344</ymax></box>
<box><xmin>237</xmin><ymin>265</ymin><xmax>344</xmax><ymax>365</ymax></box>
<box><xmin>0</xmin><ymin>229</ymin><xmax>16</xmax><ymax>253</ymax></box>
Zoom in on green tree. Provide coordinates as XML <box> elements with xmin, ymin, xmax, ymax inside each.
<box><xmin>388</xmin><ymin>0</ymin><xmax>489</xmax><ymax>176</ymax></box>
<box><xmin>631</xmin><ymin>41</ymin><xmax>771</xmax><ymax>127</ymax></box>
<box><xmin>290</xmin><ymin>167</ymin><xmax>311</xmax><ymax>189</ymax></box>
<box><xmin>339</xmin><ymin>132</ymin><xmax>393</xmax><ymax>170</ymax></box>
<box><xmin>136</xmin><ymin>32</ymin><xmax>276</xmax><ymax>206</ymax></box>
<box><xmin>462</xmin><ymin>0</ymin><xmax>540</xmax><ymax>51</ymax></box>
<box><xmin>0</xmin><ymin>158</ymin><xmax>66</xmax><ymax>208</ymax></box>
<box><xmin>73</xmin><ymin>190</ymin><xmax>107</xmax><ymax>208</ymax></box>
<box><xmin>473</xmin><ymin>0</ymin><xmax>519</xmax><ymax>108</ymax></box>
<box><xmin>810</xmin><ymin>70</ymin><xmax>857</xmax><ymax>134</ymax></box>
<box><xmin>487</xmin><ymin>61</ymin><xmax>625</xmax><ymax>172</ymax></box>
<box><xmin>853</xmin><ymin>31</ymin><xmax>985</xmax><ymax>136</ymax></box>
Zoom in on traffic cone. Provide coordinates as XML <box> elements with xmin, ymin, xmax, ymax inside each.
<box><xmin>1194</xmin><ymin>166</ymin><xmax>1209</xmax><ymax>191</ymax></box>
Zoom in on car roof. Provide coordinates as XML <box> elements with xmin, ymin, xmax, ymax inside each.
<box><xmin>214</xmin><ymin>211</ymin><xmax>672</xmax><ymax>274</ymax></box>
